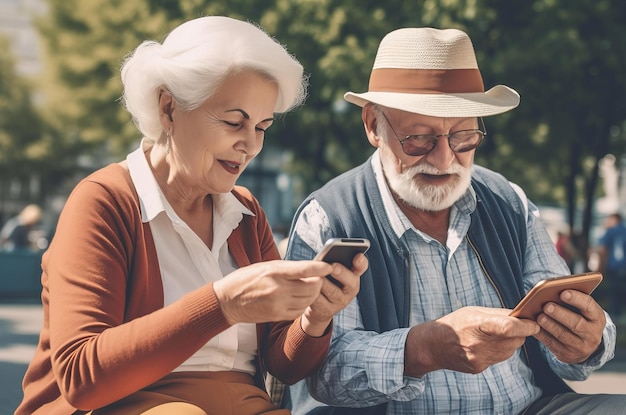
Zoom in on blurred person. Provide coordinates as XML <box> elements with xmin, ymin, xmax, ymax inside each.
<box><xmin>555</xmin><ymin>228</ymin><xmax>579</xmax><ymax>273</ymax></box>
<box><xmin>283</xmin><ymin>28</ymin><xmax>622</xmax><ymax>414</ymax></box>
<box><xmin>0</xmin><ymin>203</ymin><xmax>42</xmax><ymax>252</ymax></box>
<box><xmin>598</xmin><ymin>213</ymin><xmax>626</xmax><ymax>319</ymax></box>
<box><xmin>15</xmin><ymin>16</ymin><xmax>366</xmax><ymax>415</ymax></box>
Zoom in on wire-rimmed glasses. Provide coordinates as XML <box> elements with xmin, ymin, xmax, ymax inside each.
<box><xmin>380</xmin><ymin>112</ymin><xmax>487</xmax><ymax>156</ymax></box>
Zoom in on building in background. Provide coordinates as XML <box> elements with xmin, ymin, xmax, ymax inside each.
<box><xmin>0</xmin><ymin>0</ymin><xmax>46</xmax><ymax>78</ymax></box>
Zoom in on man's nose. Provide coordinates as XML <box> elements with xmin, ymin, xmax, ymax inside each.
<box><xmin>423</xmin><ymin>135</ymin><xmax>455</xmax><ymax>170</ymax></box>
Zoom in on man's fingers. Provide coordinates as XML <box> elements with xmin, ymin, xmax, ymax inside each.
<box><xmin>351</xmin><ymin>253</ymin><xmax>369</xmax><ymax>274</ymax></box>
<box><xmin>477</xmin><ymin>313</ymin><xmax>540</xmax><ymax>338</ymax></box>
<box><xmin>560</xmin><ymin>290</ymin><xmax>603</xmax><ymax>320</ymax></box>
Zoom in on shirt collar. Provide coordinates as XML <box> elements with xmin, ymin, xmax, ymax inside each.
<box><xmin>126</xmin><ymin>139</ymin><xmax>254</xmax><ymax>225</ymax></box>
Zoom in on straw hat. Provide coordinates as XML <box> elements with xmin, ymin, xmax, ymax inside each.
<box><xmin>344</xmin><ymin>27</ymin><xmax>520</xmax><ymax>117</ymax></box>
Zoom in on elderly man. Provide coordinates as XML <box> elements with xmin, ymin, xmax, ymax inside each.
<box><xmin>283</xmin><ymin>27</ymin><xmax>624</xmax><ymax>414</ymax></box>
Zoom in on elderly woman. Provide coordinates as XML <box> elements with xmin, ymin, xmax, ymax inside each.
<box><xmin>16</xmin><ymin>16</ymin><xmax>367</xmax><ymax>415</ymax></box>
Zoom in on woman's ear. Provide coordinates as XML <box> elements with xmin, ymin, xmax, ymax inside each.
<box><xmin>158</xmin><ymin>89</ymin><xmax>175</xmax><ymax>130</ymax></box>
<box><xmin>363</xmin><ymin>104</ymin><xmax>380</xmax><ymax>148</ymax></box>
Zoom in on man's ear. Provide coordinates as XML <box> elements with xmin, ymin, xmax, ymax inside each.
<box><xmin>158</xmin><ymin>89</ymin><xmax>175</xmax><ymax>129</ymax></box>
<box><xmin>363</xmin><ymin>104</ymin><xmax>380</xmax><ymax>148</ymax></box>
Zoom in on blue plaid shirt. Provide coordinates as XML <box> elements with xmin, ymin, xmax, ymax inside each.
<box><xmin>286</xmin><ymin>151</ymin><xmax>616</xmax><ymax>415</ymax></box>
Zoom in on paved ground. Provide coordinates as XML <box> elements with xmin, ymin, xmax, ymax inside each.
<box><xmin>1</xmin><ymin>299</ymin><xmax>625</xmax><ymax>415</ymax></box>
<box><xmin>0</xmin><ymin>299</ymin><xmax>43</xmax><ymax>415</ymax></box>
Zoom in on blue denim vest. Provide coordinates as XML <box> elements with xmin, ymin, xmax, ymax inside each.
<box><xmin>290</xmin><ymin>158</ymin><xmax>571</xmax><ymax>414</ymax></box>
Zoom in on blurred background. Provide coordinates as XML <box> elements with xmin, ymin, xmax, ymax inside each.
<box><xmin>0</xmin><ymin>0</ymin><xmax>626</xmax><ymax>307</ymax></box>
<box><xmin>1</xmin><ymin>3</ymin><xmax>626</xmax><ymax>412</ymax></box>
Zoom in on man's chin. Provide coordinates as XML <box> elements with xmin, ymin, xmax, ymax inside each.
<box><xmin>400</xmin><ymin>194</ymin><xmax>456</xmax><ymax>212</ymax></box>
<box><xmin>395</xmin><ymin>180</ymin><xmax>470</xmax><ymax>212</ymax></box>
<box><xmin>383</xmin><ymin>160</ymin><xmax>471</xmax><ymax>211</ymax></box>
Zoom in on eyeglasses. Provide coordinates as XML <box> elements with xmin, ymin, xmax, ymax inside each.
<box><xmin>380</xmin><ymin>112</ymin><xmax>487</xmax><ymax>156</ymax></box>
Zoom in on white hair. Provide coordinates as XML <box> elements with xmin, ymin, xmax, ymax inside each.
<box><xmin>120</xmin><ymin>16</ymin><xmax>307</xmax><ymax>141</ymax></box>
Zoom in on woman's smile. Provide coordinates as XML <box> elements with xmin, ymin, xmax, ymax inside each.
<box><xmin>218</xmin><ymin>159</ymin><xmax>243</xmax><ymax>174</ymax></box>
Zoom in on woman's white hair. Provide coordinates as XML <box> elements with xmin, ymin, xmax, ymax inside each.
<box><xmin>120</xmin><ymin>16</ymin><xmax>307</xmax><ymax>141</ymax></box>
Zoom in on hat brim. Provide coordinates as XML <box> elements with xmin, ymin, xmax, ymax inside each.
<box><xmin>344</xmin><ymin>85</ymin><xmax>520</xmax><ymax>117</ymax></box>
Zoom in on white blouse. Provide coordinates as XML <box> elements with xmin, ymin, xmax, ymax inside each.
<box><xmin>127</xmin><ymin>139</ymin><xmax>258</xmax><ymax>374</ymax></box>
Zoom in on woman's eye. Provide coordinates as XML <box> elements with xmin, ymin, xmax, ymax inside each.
<box><xmin>223</xmin><ymin>120</ymin><xmax>242</xmax><ymax>128</ymax></box>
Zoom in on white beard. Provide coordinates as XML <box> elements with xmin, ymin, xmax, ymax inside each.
<box><xmin>381</xmin><ymin>151</ymin><xmax>472</xmax><ymax>212</ymax></box>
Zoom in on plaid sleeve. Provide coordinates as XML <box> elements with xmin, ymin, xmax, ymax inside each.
<box><xmin>288</xmin><ymin>200</ymin><xmax>424</xmax><ymax>407</ymax></box>
<box><xmin>525</xmin><ymin>200</ymin><xmax>617</xmax><ymax>379</ymax></box>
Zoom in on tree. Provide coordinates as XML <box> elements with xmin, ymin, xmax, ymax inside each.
<box><xmin>0</xmin><ymin>35</ymin><xmax>48</xmax><ymax>208</ymax></box>
<box><xmin>36</xmin><ymin>0</ymin><xmax>459</xmax><ymax>187</ymax></box>
<box><xmin>36</xmin><ymin>0</ymin><xmax>626</xmax><ymax>252</ymax></box>
<box><xmin>36</xmin><ymin>0</ymin><xmax>172</xmax><ymax>158</ymax></box>
<box><xmin>472</xmin><ymin>0</ymin><xmax>626</xmax><ymax>260</ymax></box>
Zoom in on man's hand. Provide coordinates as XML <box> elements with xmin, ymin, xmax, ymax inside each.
<box><xmin>533</xmin><ymin>289</ymin><xmax>606</xmax><ymax>363</ymax></box>
<box><xmin>404</xmin><ymin>307</ymin><xmax>540</xmax><ymax>377</ymax></box>
<box><xmin>301</xmin><ymin>253</ymin><xmax>368</xmax><ymax>337</ymax></box>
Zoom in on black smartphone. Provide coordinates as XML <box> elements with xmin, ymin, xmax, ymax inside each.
<box><xmin>509</xmin><ymin>272</ymin><xmax>603</xmax><ymax>320</ymax></box>
<box><xmin>314</xmin><ymin>238</ymin><xmax>370</xmax><ymax>287</ymax></box>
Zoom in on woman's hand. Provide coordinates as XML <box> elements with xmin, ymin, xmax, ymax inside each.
<box><xmin>301</xmin><ymin>253</ymin><xmax>368</xmax><ymax>337</ymax></box>
<box><xmin>213</xmin><ymin>260</ymin><xmax>333</xmax><ymax>325</ymax></box>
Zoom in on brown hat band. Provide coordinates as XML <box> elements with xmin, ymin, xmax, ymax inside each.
<box><xmin>368</xmin><ymin>68</ymin><xmax>485</xmax><ymax>94</ymax></box>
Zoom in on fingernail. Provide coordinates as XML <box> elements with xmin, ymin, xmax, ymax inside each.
<box><xmin>546</xmin><ymin>304</ymin><xmax>555</xmax><ymax>314</ymax></box>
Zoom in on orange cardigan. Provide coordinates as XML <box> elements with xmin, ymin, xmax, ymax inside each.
<box><xmin>16</xmin><ymin>163</ymin><xmax>330</xmax><ymax>415</ymax></box>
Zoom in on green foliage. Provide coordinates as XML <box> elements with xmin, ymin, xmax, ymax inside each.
<box><xmin>33</xmin><ymin>0</ymin><xmax>626</xmax><ymax>237</ymax></box>
<box><xmin>0</xmin><ymin>36</ymin><xmax>45</xmax><ymax>177</ymax></box>
<box><xmin>37</xmin><ymin>0</ymin><xmax>172</xmax><ymax>155</ymax></box>
<box><xmin>469</xmin><ymin>0</ymin><xmax>626</xmax><ymax>242</ymax></box>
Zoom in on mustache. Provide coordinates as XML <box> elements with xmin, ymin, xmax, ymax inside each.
<box><xmin>403</xmin><ymin>162</ymin><xmax>467</xmax><ymax>176</ymax></box>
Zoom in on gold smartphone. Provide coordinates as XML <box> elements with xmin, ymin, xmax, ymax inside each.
<box><xmin>509</xmin><ymin>272</ymin><xmax>603</xmax><ymax>320</ymax></box>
